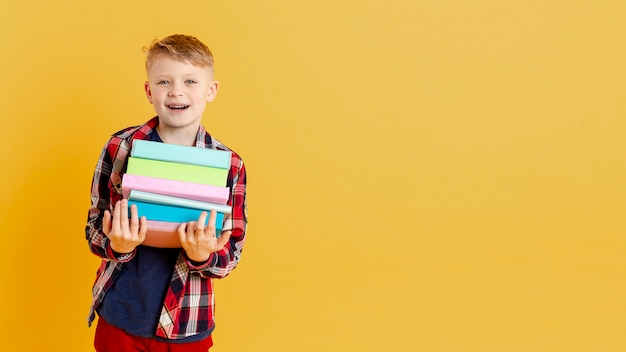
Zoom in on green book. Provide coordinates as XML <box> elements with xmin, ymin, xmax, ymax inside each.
<box><xmin>126</xmin><ymin>157</ymin><xmax>228</xmax><ymax>187</ymax></box>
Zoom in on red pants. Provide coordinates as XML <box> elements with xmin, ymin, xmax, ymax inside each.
<box><xmin>94</xmin><ymin>317</ymin><xmax>213</xmax><ymax>352</ymax></box>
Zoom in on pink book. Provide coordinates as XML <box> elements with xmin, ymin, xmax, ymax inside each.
<box><xmin>122</xmin><ymin>174</ymin><xmax>229</xmax><ymax>205</ymax></box>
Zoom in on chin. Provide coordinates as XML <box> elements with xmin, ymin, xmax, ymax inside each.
<box><xmin>163</xmin><ymin>117</ymin><xmax>201</xmax><ymax>128</ymax></box>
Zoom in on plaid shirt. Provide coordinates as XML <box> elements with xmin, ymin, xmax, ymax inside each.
<box><xmin>85</xmin><ymin>117</ymin><xmax>247</xmax><ymax>339</ymax></box>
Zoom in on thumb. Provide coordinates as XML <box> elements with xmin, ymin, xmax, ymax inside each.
<box><xmin>102</xmin><ymin>210</ymin><xmax>112</xmax><ymax>235</ymax></box>
<box><xmin>215</xmin><ymin>230</ymin><xmax>232</xmax><ymax>251</ymax></box>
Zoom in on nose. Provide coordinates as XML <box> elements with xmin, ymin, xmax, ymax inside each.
<box><xmin>167</xmin><ymin>83</ymin><xmax>184</xmax><ymax>97</ymax></box>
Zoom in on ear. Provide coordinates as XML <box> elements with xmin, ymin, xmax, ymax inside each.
<box><xmin>206</xmin><ymin>80</ymin><xmax>219</xmax><ymax>103</ymax></box>
<box><xmin>144</xmin><ymin>81</ymin><xmax>153</xmax><ymax>104</ymax></box>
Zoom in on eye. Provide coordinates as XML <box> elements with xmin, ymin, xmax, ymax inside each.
<box><xmin>185</xmin><ymin>79</ymin><xmax>197</xmax><ymax>84</ymax></box>
<box><xmin>157</xmin><ymin>80</ymin><xmax>170</xmax><ymax>85</ymax></box>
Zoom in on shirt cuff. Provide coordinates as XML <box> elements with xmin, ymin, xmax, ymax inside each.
<box><xmin>105</xmin><ymin>240</ymin><xmax>136</xmax><ymax>262</ymax></box>
<box><xmin>187</xmin><ymin>252</ymin><xmax>217</xmax><ymax>270</ymax></box>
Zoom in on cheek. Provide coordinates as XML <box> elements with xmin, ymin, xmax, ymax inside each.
<box><xmin>149</xmin><ymin>90</ymin><xmax>165</xmax><ymax>102</ymax></box>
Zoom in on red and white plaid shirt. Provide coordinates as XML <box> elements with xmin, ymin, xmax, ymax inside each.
<box><xmin>85</xmin><ymin>117</ymin><xmax>247</xmax><ymax>339</ymax></box>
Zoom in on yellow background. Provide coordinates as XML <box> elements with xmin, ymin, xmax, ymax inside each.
<box><xmin>1</xmin><ymin>1</ymin><xmax>625</xmax><ymax>351</ymax></box>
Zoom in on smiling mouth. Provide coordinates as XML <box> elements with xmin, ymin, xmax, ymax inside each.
<box><xmin>168</xmin><ymin>105</ymin><xmax>189</xmax><ymax>110</ymax></box>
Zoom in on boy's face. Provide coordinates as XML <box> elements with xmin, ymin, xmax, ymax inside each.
<box><xmin>144</xmin><ymin>56</ymin><xmax>218</xmax><ymax>136</ymax></box>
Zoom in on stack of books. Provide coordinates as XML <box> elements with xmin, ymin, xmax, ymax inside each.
<box><xmin>121</xmin><ymin>139</ymin><xmax>232</xmax><ymax>248</ymax></box>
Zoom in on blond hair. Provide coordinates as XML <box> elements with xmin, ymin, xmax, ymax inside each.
<box><xmin>144</xmin><ymin>34</ymin><xmax>214</xmax><ymax>71</ymax></box>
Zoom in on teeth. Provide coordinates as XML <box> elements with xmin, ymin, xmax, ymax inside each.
<box><xmin>168</xmin><ymin>105</ymin><xmax>188</xmax><ymax>109</ymax></box>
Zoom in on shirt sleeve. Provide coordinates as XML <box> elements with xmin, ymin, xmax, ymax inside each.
<box><xmin>85</xmin><ymin>140</ymin><xmax>136</xmax><ymax>263</ymax></box>
<box><xmin>185</xmin><ymin>154</ymin><xmax>248</xmax><ymax>278</ymax></box>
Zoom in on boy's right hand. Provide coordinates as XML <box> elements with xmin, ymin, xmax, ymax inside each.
<box><xmin>102</xmin><ymin>199</ymin><xmax>147</xmax><ymax>254</ymax></box>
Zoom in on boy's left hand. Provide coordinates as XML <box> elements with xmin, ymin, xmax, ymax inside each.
<box><xmin>178</xmin><ymin>210</ymin><xmax>232</xmax><ymax>263</ymax></box>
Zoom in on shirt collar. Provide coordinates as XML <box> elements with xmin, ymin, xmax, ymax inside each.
<box><xmin>138</xmin><ymin>116</ymin><xmax>211</xmax><ymax>148</ymax></box>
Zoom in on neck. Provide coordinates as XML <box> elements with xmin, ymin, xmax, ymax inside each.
<box><xmin>155</xmin><ymin>125</ymin><xmax>198</xmax><ymax>146</ymax></box>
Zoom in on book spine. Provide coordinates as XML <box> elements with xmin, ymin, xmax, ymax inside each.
<box><xmin>126</xmin><ymin>157</ymin><xmax>229</xmax><ymax>187</ymax></box>
<box><xmin>143</xmin><ymin>220</ymin><xmax>225</xmax><ymax>248</ymax></box>
<box><xmin>129</xmin><ymin>190</ymin><xmax>232</xmax><ymax>214</ymax></box>
<box><xmin>131</xmin><ymin>139</ymin><xmax>231</xmax><ymax>169</ymax></box>
<box><xmin>143</xmin><ymin>222</ymin><xmax>182</xmax><ymax>248</ymax></box>
<box><xmin>122</xmin><ymin>174</ymin><xmax>230</xmax><ymax>204</ymax></box>
<box><xmin>128</xmin><ymin>200</ymin><xmax>225</xmax><ymax>230</ymax></box>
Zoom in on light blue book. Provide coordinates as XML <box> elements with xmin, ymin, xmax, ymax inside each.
<box><xmin>128</xmin><ymin>200</ymin><xmax>225</xmax><ymax>230</ymax></box>
<box><xmin>131</xmin><ymin>139</ymin><xmax>232</xmax><ymax>169</ymax></box>
<box><xmin>129</xmin><ymin>190</ymin><xmax>232</xmax><ymax>214</ymax></box>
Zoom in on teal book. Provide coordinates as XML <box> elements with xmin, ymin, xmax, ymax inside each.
<box><xmin>128</xmin><ymin>200</ymin><xmax>225</xmax><ymax>230</ymax></box>
<box><xmin>131</xmin><ymin>139</ymin><xmax>231</xmax><ymax>169</ymax></box>
<box><xmin>126</xmin><ymin>157</ymin><xmax>229</xmax><ymax>187</ymax></box>
<box><xmin>129</xmin><ymin>190</ymin><xmax>232</xmax><ymax>214</ymax></box>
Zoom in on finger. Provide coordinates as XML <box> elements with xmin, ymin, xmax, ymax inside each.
<box><xmin>137</xmin><ymin>216</ymin><xmax>148</xmax><ymax>242</ymax></box>
<box><xmin>111</xmin><ymin>201</ymin><xmax>122</xmax><ymax>233</ymax></box>
<box><xmin>177</xmin><ymin>222</ymin><xmax>188</xmax><ymax>244</ymax></box>
<box><xmin>196</xmin><ymin>212</ymin><xmax>208</xmax><ymax>234</ymax></box>
<box><xmin>187</xmin><ymin>221</ymin><xmax>198</xmax><ymax>243</ymax></box>
<box><xmin>129</xmin><ymin>203</ymin><xmax>140</xmax><ymax>235</ymax></box>
<box><xmin>215</xmin><ymin>230</ymin><xmax>232</xmax><ymax>251</ymax></box>
<box><xmin>120</xmin><ymin>199</ymin><xmax>130</xmax><ymax>233</ymax></box>
<box><xmin>207</xmin><ymin>210</ymin><xmax>217</xmax><ymax>234</ymax></box>
<box><xmin>102</xmin><ymin>210</ymin><xmax>112</xmax><ymax>235</ymax></box>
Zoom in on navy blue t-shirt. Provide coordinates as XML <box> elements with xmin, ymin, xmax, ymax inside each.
<box><xmin>98</xmin><ymin>131</ymin><xmax>212</xmax><ymax>343</ymax></box>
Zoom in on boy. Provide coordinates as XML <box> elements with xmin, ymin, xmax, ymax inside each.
<box><xmin>85</xmin><ymin>34</ymin><xmax>247</xmax><ymax>351</ymax></box>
